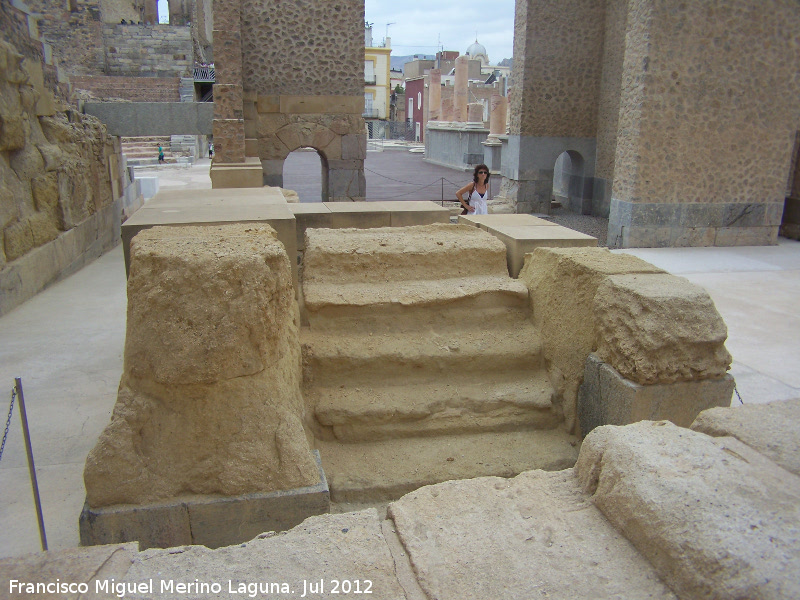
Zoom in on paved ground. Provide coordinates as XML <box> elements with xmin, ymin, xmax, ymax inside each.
<box><xmin>0</xmin><ymin>155</ymin><xmax>798</xmax><ymax>559</ymax></box>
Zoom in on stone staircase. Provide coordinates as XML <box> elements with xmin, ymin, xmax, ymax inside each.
<box><xmin>301</xmin><ymin>224</ymin><xmax>579</xmax><ymax>501</ymax></box>
<box><xmin>121</xmin><ymin>135</ymin><xmax>197</xmax><ymax>166</ymax></box>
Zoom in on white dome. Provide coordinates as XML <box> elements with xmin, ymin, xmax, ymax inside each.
<box><xmin>466</xmin><ymin>40</ymin><xmax>489</xmax><ymax>65</ymax></box>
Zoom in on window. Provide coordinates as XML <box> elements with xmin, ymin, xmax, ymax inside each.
<box><xmin>364</xmin><ymin>60</ymin><xmax>375</xmax><ymax>85</ymax></box>
<box><xmin>417</xmin><ymin>92</ymin><xmax>422</xmax><ymax>110</ymax></box>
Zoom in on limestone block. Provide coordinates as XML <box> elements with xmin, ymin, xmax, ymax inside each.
<box><xmin>36</xmin><ymin>143</ymin><xmax>64</xmax><ymax>172</ymax></box>
<box><xmin>388</xmin><ymin>471</ymin><xmax>675</xmax><ymax>600</ymax></box>
<box><xmin>256</xmin><ymin>95</ymin><xmax>280</xmax><ymax>113</ymax></box>
<box><xmin>210</xmin><ymin>30</ymin><xmax>242</xmax><ymax>86</ymax></box>
<box><xmin>28</xmin><ymin>211</ymin><xmax>59</xmax><ymax>247</ymax></box>
<box><xmin>21</xmin><ymin>59</ymin><xmax>56</xmax><ymax>117</ymax></box>
<box><xmin>578</xmin><ymin>353</ymin><xmax>733</xmax><ymax>435</ymax></box>
<box><xmin>120</xmin><ymin>510</ymin><xmax>406</xmax><ymax>598</ymax></box>
<box><xmin>341</xmin><ymin>133</ymin><xmax>367</xmax><ymax>159</ymax></box>
<box><xmin>31</xmin><ymin>173</ymin><xmax>58</xmax><ymax>213</ymax></box>
<box><xmin>0</xmin><ymin>175</ymin><xmax>21</xmax><ymax>231</ymax></box>
<box><xmin>212</xmin><ymin>118</ymin><xmax>245</xmax><ymax>163</ymax></box>
<box><xmin>0</xmin><ymin>113</ymin><xmax>25</xmax><ymax>152</ymax></box>
<box><xmin>0</xmin><ymin>543</ymin><xmax>138</xmax><ymax>594</ymax></box>
<box><xmin>594</xmin><ymin>273</ymin><xmax>732</xmax><ymax>385</ymax></box>
<box><xmin>576</xmin><ymin>421</ymin><xmax>800</xmax><ymax>600</ymax></box>
<box><xmin>328</xmin><ymin>168</ymin><xmax>365</xmax><ymax>200</ymax></box>
<box><xmin>3</xmin><ymin>219</ymin><xmax>33</xmax><ymax>261</ymax></box>
<box><xmin>276</xmin><ymin>122</ymin><xmax>335</xmax><ymax>153</ymax></box>
<box><xmin>519</xmin><ymin>247</ymin><xmax>664</xmax><ymax>432</ymax></box>
<box><xmin>691</xmin><ymin>398</ymin><xmax>800</xmax><ymax>477</ymax></box>
<box><xmin>84</xmin><ymin>224</ymin><xmax>318</xmax><ymax>507</ymax></box>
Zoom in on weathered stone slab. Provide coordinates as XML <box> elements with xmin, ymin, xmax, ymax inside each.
<box><xmin>578</xmin><ymin>353</ymin><xmax>733</xmax><ymax>435</ymax></box>
<box><xmin>487</xmin><ymin>224</ymin><xmax>597</xmax><ymax>277</ymax></box>
<box><xmin>594</xmin><ymin>273</ymin><xmax>732</xmax><ymax>384</ymax></box>
<box><xmin>691</xmin><ymin>398</ymin><xmax>800</xmax><ymax>476</ymax></box>
<box><xmin>84</xmin><ymin>224</ymin><xmax>318</xmax><ymax>509</ymax></box>
<box><xmin>120</xmin><ymin>510</ymin><xmax>406</xmax><ymax>599</ymax></box>
<box><xmin>576</xmin><ymin>421</ymin><xmax>800</xmax><ymax>600</ymax></box>
<box><xmin>209</xmin><ymin>157</ymin><xmax>262</xmax><ymax>188</ymax></box>
<box><xmin>458</xmin><ymin>213</ymin><xmax>558</xmax><ymax>229</ymax></box>
<box><xmin>388</xmin><ymin>470</ymin><xmax>675</xmax><ymax>600</ymax></box>
<box><xmin>0</xmin><ymin>543</ymin><xmax>138</xmax><ymax>599</ymax></box>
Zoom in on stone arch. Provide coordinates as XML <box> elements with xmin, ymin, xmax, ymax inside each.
<box><xmin>282</xmin><ymin>147</ymin><xmax>330</xmax><ymax>203</ymax></box>
<box><xmin>553</xmin><ymin>149</ymin><xmax>591</xmax><ymax>214</ymax></box>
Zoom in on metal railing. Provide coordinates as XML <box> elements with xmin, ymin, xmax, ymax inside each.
<box><xmin>362</xmin><ymin>108</ymin><xmax>381</xmax><ymax>118</ymax></box>
<box><xmin>193</xmin><ymin>65</ymin><xmax>215</xmax><ymax>82</ymax></box>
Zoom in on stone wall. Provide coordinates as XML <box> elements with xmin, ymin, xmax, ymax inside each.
<box><xmin>608</xmin><ymin>0</ymin><xmax>800</xmax><ymax>247</ymax></box>
<box><xmin>0</xmin><ymin>10</ymin><xmax>127</xmax><ymax>315</ymax></box>
<box><xmin>103</xmin><ymin>24</ymin><xmax>192</xmax><ymax>77</ymax></box>
<box><xmin>240</xmin><ymin>0</ymin><xmax>362</xmax><ymax>97</ymax></box>
<box><xmin>71</xmin><ymin>75</ymin><xmax>180</xmax><ymax>101</ymax></box>
<box><xmin>510</xmin><ymin>0</ymin><xmax>605</xmax><ymax>138</ymax></box>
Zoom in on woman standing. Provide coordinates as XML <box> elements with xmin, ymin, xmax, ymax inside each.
<box><xmin>456</xmin><ymin>164</ymin><xmax>491</xmax><ymax>215</ymax></box>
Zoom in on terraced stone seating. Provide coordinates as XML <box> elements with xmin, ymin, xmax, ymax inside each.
<box><xmin>301</xmin><ymin>223</ymin><xmax>579</xmax><ymax>501</ymax></box>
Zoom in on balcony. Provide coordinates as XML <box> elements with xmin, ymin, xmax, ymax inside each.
<box><xmin>193</xmin><ymin>65</ymin><xmax>215</xmax><ymax>82</ymax></box>
<box><xmin>364</xmin><ymin>76</ymin><xmax>377</xmax><ymax>85</ymax></box>
<box><xmin>362</xmin><ymin>108</ymin><xmax>381</xmax><ymax>118</ymax></box>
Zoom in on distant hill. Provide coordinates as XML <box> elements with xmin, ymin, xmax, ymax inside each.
<box><xmin>390</xmin><ymin>54</ymin><xmax>436</xmax><ymax>71</ymax></box>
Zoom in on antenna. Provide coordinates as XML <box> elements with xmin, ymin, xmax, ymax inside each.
<box><xmin>385</xmin><ymin>22</ymin><xmax>395</xmax><ymax>43</ymax></box>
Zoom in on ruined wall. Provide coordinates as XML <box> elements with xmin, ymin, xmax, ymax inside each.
<box><xmin>100</xmin><ymin>0</ymin><xmax>142</xmax><ymax>24</ymax></box>
<box><xmin>70</xmin><ymin>75</ymin><xmax>180</xmax><ymax>102</ymax></box>
<box><xmin>240</xmin><ymin>0</ymin><xmax>362</xmax><ymax>96</ymax></box>
<box><xmin>509</xmin><ymin>0</ymin><xmax>605</xmax><ymax>138</ymax></box>
<box><xmin>0</xmin><ymin>3</ymin><xmax>126</xmax><ymax>316</ymax></box>
<box><xmin>24</xmin><ymin>0</ymin><xmax>105</xmax><ymax>76</ymax></box>
<box><xmin>610</xmin><ymin>0</ymin><xmax>800</xmax><ymax>247</ymax></box>
<box><xmin>103</xmin><ymin>24</ymin><xmax>192</xmax><ymax>77</ymax></box>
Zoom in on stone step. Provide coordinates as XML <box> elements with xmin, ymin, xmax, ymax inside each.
<box><xmin>302</xmin><ymin>320</ymin><xmax>544</xmax><ymax>387</ymax></box>
<box><xmin>316</xmin><ymin>428</ymin><xmax>580</xmax><ymax>503</ymax></box>
<box><xmin>310</xmin><ymin>370</ymin><xmax>559</xmax><ymax>442</ymax></box>
<box><xmin>303</xmin><ymin>223</ymin><xmax>510</xmax><ymax>284</ymax></box>
<box><xmin>304</xmin><ymin>276</ymin><xmax>529</xmax><ymax>328</ymax></box>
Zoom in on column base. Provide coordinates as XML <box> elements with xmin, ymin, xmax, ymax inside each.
<box><xmin>210</xmin><ymin>157</ymin><xmax>263</xmax><ymax>189</ymax></box>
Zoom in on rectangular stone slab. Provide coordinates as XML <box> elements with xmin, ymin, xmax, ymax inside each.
<box><xmin>376</xmin><ymin>201</ymin><xmax>451</xmax><ymax>227</ymax></box>
<box><xmin>486</xmin><ymin>224</ymin><xmax>598</xmax><ymax>277</ymax></box>
<box><xmin>289</xmin><ymin>203</ymin><xmax>333</xmax><ymax>250</ymax></box>
<box><xmin>322</xmin><ymin>202</ymin><xmax>391</xmax><ymax>228</ymax></box>
<box><xmin>80</xmin><ymin>452</ymin><xmax>330</xmax><ymax>550</ymax></box>
<box><xmin>458</xmin><ymin>213</ymin><xmax>558</xmax><ymax>229</ymax></box>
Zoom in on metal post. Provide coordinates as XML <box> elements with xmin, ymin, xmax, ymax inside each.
<box><xmin>15</xmin><ymin>378</ymin><xmax>47</xmax><ymax>551</ymax></box>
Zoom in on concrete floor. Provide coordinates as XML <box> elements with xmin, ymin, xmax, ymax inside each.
<box><xmin>1</xmin><ymin>155</ymin><xmax>798</xmax><ymax>559</ymax></box>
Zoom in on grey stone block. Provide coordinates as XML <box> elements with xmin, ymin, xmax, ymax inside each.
<box><xmin>722</xmin><ymin>202</ymin><xmax>767</xmax><ymax>228</ymax></box>
<box><xmin>630</xmin><ymin>202</ymin><xmax>681</xmax><ymax>228</ymax></box>
<box><xmin>80</xmin><ymin>451</ymin><xmax>330</xmax><ymax>550</ymax></box>
<box><xmin>680</xmin><ymin>203</ymin><xmax>725</xmax><ymax>228</ymax></box>
<box><xmin>578</xmin><ymin>353</ymin><xmax>734</xmax><ymax>436</ymax></box>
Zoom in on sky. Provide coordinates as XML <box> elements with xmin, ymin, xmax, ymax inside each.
<box><xmin>365</xmin><ymin>0</ymin><xmax>516</xmax><ymax>63</ymax></box>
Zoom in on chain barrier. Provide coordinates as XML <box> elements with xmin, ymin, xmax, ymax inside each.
<box><xmin>0</xmin><ymin>386</ymin><xmax>15</xmax><ymax>463</ymax></box>
<box><xmin>733</xmin><ymin>382</ymin><xmax>744</xmax><ymax>405</ymax></box>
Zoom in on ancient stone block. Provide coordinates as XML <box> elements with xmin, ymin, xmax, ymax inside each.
<box><xmin>3</xmin><ymin>219</ymin><xmax>33</xmax><ymax>261</ymax></box>
<box><xmin>276</xmin><ymin>122</ymin><xmax>335</xmax><ymax>153</ymax></box>
<box><xmin>256</xmin><ymin>95</ymin><xmax>280</xmax><ymax>113</ymax></box>
<box><xmin>341</xmin><ymin>133</ymin><xmax>366</xmax><ymax>160</ymax></box>
<box><xmin>519</xmin><ymin>247</ymin><xmax>664</xmax><ymax>432</ymax></box>
<box><xmin>0</xmin><ymin>113</ymin><xmax>25</xmax><ymax>152</ymax></box>
<box><xmin>594</xmin><ymin>273</ymin><xmax>732</xmax><ymax>385</ymax></box>
<box><xmin>578</xmin><ymin>353</ymin><xmax>733</xmax><ymax>435</ymax></box>
<box><xmin>212</xmin><ymin>118</ymin><xmax>245</xmax><ymax>163</ymax></box>
<box><xmin>691</xmin><ymin>398</ymin><xmax>800</xmax><ymax>477</ymax></box>
<box><xmin>31</xmin><ymin>173</ymin><xmax>58</xmax><ymax>213</ymax></box>
<box><xmin>36</xmin><ymin>143</ymin><xmax>64</xmax><ymax>172</ymax></box>
<box><xmin>576</xmin><ymin>421</ymin><xmax>800</xmax><ymax>600</ymax></box>
<box><xmin>84</xmin><ymin>224</ymin><xmax>318</xmax><ymax>508</ymax></box>
<box><xmin>28</xmin><ymin>211</ymin><xmax>59</xmax><ymax>247</ymax></box>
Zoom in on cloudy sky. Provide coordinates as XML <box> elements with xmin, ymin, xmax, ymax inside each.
<box><xmin>365</xmin><ymin>0</ymin><xmax>517</xmax><ymax>63</ymax></box>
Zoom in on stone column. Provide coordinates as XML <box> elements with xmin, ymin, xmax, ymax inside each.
<box><xmin>453</xmin><ymin>55</ymin><xmax>468</xmax><ymax>123</ymax></box>
<box><xmin>489</xmin><ymin>92</ymin><xmax>507</xmax><ymax>136</ymax></box>
<box><xmin>211</xmin><ymin>0</ymin><xmax>244</xmax><ymax>164</ymax></box>
<box><xmin>467</xmin><ymin>102</ymin><xmax>483</xmax><ymax>123</ymax></box>
<box><xmin>428</xmin><ymin>69</ymin><xmax>442</xmax><ymax>121</ymax></box>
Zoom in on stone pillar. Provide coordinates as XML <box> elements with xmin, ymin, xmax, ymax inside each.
<box><xmin>467</xmin><ymin>102</ymin><xmax>483</xmax><ymax>124</ymax></box>
<box><xmin>453</xmin><ymin>55</ymin><xmax>468</xmax><ymax>123</ymax></box>
<box><xmin>606</xmin><ymin>0</ymin><xmax>798</xmax><ymax>248</ymax></box>
<box><xmin>489</xmin><ymin>92</ymin><xmax>507</xmax><ymax>136</ymax></box>
<box><xmin>442</xmin><ymin>97</ymin><xmax>454</xmax><ymax>122</ymax></box>
<box><xmin>500</xmin><ymin>0</ymin><xmax>604</xmax><ymax>214</ymax></box>
<box><xmin>429</xmin><ymin>69</ymin><xmax>442</xmax><ymax>121</ymax></box>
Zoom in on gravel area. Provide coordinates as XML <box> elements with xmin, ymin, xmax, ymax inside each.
<box><xmin>544</xmin><ymin>207</ymin><xmax>610</xmax><ymax>247</ymax></box>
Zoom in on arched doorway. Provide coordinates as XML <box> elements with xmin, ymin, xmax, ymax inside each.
<box><xmin>552</xmin><ymin>150</ymin><xmax>590</xmax><ymax>214</ymax></box>
<box><xmin>282</xmin><ymin>147</ymin><xmax>329</xmax><ymax>203</ymax></box>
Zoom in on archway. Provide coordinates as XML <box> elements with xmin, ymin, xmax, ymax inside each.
<box><xmin>552</xmin><ymin>150</ymin><xmax>590</xmax><ymax>215</ymax></box>
<box><xmin>282</xmin><ymin>148</ymin><xmax>329</xmax><ymax>203</ymax></box>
